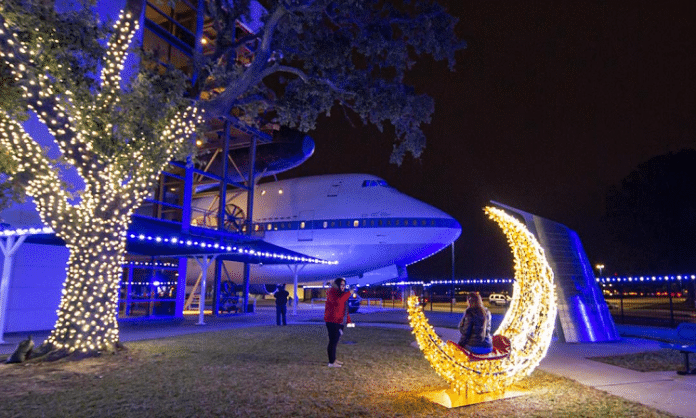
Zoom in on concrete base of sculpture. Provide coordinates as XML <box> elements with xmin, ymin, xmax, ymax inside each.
<box><xmin>420</xmin><ymin>387</ymin><xmax>528</xmax><ymax>408</ymax></box>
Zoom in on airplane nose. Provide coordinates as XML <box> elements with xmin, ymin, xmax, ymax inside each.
<box><xmin>438</xmin><ymin>214</ymin><xmax>461</xmax><ymax>246</ymax></box>
<box><xmin>415</xmin><ymin>199</ymin><xmax>461</xmax><ymax>245</ymax></box>
<box><xmin>448</xmin><ymin>216</ymin><xmax>462</xmax><ymax>242</ymax></box>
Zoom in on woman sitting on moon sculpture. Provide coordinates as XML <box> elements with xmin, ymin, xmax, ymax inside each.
<box><xmin>458</xmin><ymin>292</ymin><xmax>493</xmax><ymax>355</ymax></box>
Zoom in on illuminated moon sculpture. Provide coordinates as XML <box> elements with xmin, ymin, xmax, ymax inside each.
<box><xmin>407</xmin><ymin>206</ymin><xmax>557</xmax><ymax>395</ymax></box>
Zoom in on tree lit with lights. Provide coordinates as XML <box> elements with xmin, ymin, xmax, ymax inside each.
<box><xmin>0</xmin><ymin>1</ymin><xmax>201</xmax><ymax>357</ymax></box>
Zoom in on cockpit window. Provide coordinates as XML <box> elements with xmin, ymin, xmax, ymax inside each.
<box><xmin>362</xmin><ymin>179</ymin><xmax>390</xmax><ymax>187</ymax></box>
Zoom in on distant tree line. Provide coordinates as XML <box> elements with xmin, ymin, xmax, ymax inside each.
<box><xmin>604</xmin><ymin>149</ymin><xmax>696</xmax><ymax>275</ymax></box>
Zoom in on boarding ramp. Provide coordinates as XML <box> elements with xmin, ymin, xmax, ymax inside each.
<box><xmin>492</xmin><ymin>201</ymin><xmax>620</xmax><ymax>343</ymax></box>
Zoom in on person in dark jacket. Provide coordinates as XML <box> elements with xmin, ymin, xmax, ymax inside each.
<box><xmin>458</xmin><ymin>292</ymin><xmax>493</xmax><ymax>354</ymax></box>
<box><xmin>324</xmin><ymin>277</ymin><xmax>351</xmax><ymax>367</ymax></box>
<box><xmin>274</xmin><ymin>284</ymin><xmax>290</xmax><ymax>326</ymax></box>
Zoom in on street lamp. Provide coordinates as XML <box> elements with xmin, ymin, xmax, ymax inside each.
<box><xmin>595</xmin><ymin>264</ymin><xmax>605</xmax><ymax>277</ymax></box>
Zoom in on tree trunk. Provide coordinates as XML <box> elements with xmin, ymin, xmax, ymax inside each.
<box><xmin>38</xmin><ymin>226</ymin><xmax>128</xmax><ymax>359</ymax></box>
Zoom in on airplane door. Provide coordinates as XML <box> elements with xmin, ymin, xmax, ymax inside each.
<box><xmin>327</xmin><ymin>182</ymin><xmax>341</xmax><ymax>197</ymax></box>
<box><xmin>298</xmin><ymin>210</ymin><xmax>314</xmax><ymax>241</ymax></box>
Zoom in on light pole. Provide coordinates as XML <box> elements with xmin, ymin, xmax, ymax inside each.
<box><xmin>595</xmin><ymin>264</ymin><xmax>604</xmax><ymax>278</ymax></box>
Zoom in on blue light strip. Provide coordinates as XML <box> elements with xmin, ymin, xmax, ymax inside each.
<box><xmin>596</xmin><ymin>275</ymin><xmax>696</xmax><ymax>283</ymax></box>
<box><xmin>384</xmin><ymin>278</ymin><xmax>515</xmax><ymax>286</ymax></box>
<box><xmin>0</xmin><ymin>226</ymin><xmax>54</xmax><ymax>237</ymax></box>
<box><xmin>126</xmin><ymin>232</ymin><xmax>337</xmax><ymax>265</ymax></box>
<box><xmin>124</xmin><ymin>261</ymin><xmax>178</xmax><ymax>268</ymax></box>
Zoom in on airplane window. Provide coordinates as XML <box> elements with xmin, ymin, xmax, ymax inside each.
<box><xmin>331</xmin><ymin>221</ymin><xmax>335</xmax><ymax>227</ymax></box>
<box><xmin>267</xmin><ymin>224</ymin><xmax>272</xmax><ymax>230</ymax></box>
<box><xmin>353</xmin><ymin>220</ymin><xmax>359</xmax><ymax>227</ymax></box>
<box><xmin>412</xmin><ymin>220</ymin><xmax>417</xmax><ymax>226</ymax></box>
<box><xmin>378</xmin><ymin>220</ymin><xmax>383</xmax><ymax>226</ymax></box>
<box><xmin>362</xmin><ymin>180</ymin><xmax>369</xmax><ymax>187</ymax></box>
<box><xmin>300</xmin><ymin>222</ymin><xmax>305</xmax><ymax>229</ymax></box>
<box><xmin>378</xmin><ymin>180</ymin><xmax>390</xmax><ymax>187</ymax></box>
<box><xmin>254</xmin><ymin>224</ymin><xmax>259</xmax><ymax>231</ymax></box>
<box><xmin>323</xmin><ymin>221</ymin><xmax>328</xmax><ymax>228</ymax></box>
<box><xmin>370</xmin><ymin>220</ymin><xmax>375</xmax><ymax>226</ymax></box>
<box><xmin>386</xmin><ymin>220</ymin><xmax>391</xmax><ymax>226</ymax></box>
<box><xmin>395</xmin><ymin>220</ymin><xmax>400</xmax><ymax>226</ymax></box>
<box><xmin>421</xmin><ymin>220</ymin><xmax>426</xmax><ymax>226</ymax></box>
<box><xmin>362</xmin><ymin>220</ymin><xmax>366</xmax><ymax>227</ymax></box>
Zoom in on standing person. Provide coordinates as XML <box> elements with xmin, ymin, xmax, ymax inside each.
<box><xmin>324</xmin><ymin>277</ymin><xmax>351</xmax><ymax>367</ymax></box>
<box><xmin>274</xmin><ymin>284</ymin><xmax>290</xmax><ymax>326</ymax></box>
<box><xmin>458</xmin><ymin>292</ymin><xmax>493</xmax><ymax>354</ymax></box>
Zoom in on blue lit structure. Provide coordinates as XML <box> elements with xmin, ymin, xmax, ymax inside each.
<box><xmin>492</xmin><ymin>202</ymin><xmax>620</xmax><ymax>343</ymax></box>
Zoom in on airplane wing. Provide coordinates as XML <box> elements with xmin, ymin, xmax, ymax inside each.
<box><xmin>9</xmin><ymin>215</ymin><xmax>334</xmax><ymax>266</ymax></box>
<box><xmin>126</xmin><ymin>215</ymin><xmax>333</xmax><ymax>265</ymax></box>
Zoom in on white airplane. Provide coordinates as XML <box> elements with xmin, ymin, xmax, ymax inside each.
<box><xmin>188</xmin><ymin>174</ymin><xmax>462</xmax><ymax>286</ymax></box>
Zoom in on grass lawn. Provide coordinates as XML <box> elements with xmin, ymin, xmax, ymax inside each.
<box><xmin>0</xmin><ymin>325</ymin><xmax>678</xmax><ymax>418</ymax></box>
<box><xmin>589</xmin><ymin>349</ymin><xmax>687</xmax><ymax>372</ymax></box>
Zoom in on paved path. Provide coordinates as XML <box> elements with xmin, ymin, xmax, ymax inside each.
<box><xmin>540</xmin><ymin>338</ymin><xmax>696</xmax><ymax>418</ymax></box>
<box><xmin>2</xmin><ymin>306</ymin><xmax>694</xmax><ymax>417</ymax></box>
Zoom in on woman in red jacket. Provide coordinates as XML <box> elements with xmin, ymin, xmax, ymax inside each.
<box><xmin>324</xmin><ymin>277</ymin><xmax>351</xmax><ymax>367</ymax></box>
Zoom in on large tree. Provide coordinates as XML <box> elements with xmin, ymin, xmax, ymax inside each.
<box><xmin>604</xmin><ymin>149</ymin><xmax>696</xmax><ymax>274</ymax></box>
<box><xmin>0</xmin><ymin>0</ymin><xmax>462</xmax><ymax>359</ymax></box>
<box><xmin>194</xmin><ymin>0</ymin><xmax>461</xmax><ymax>164</ymax></box>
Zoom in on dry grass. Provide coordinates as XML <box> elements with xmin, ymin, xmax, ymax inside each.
<box><xmin>590</xmin><ymin>349</ymin><xmax>687</xmax><ymax>372</ymax></box>
<box><xmin>0</xmin><ymin>325</ymin><xmax>678</xmax><ymax>418</ymax></box>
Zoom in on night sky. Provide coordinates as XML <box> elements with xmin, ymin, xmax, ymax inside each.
<box><xmin>278</xmin><ymin>1</ymin><xmax>696</xmax><ymax>279</ymax></box>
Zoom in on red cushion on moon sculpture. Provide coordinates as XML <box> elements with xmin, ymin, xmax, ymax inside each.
<box><xmin>447</xmin><ymin>335</ymin><xmax>511</xmax><ymax>361</ymax></box>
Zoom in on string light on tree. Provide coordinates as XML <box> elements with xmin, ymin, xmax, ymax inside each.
<box><xmin>0</xmin><ymin>6</ymin><xmax>202</xmax><ymax>357</ymax></box>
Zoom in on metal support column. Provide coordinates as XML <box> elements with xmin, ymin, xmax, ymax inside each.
<box><xmin>287</xmin><ymin>264</ymin><xmax>306</xmax><ymax>315</ymax></box>
<box><xmin>242</xmin><ymin>135</ymin><xmax>257</xmax><ymax>313</ymax></box>
<box><xmin>194</xmin><ymin>255</ymin><xmax>216</xmax><ymax>325</ymax></box>
<box><xmin>218</xmin><ymin>121</ymin><xmax>230</xmax><ymax>231</ymax></box>
<box><xmin>214</xmin><ymin>122</ymin><xmax>231</xmax><ymax>316</ymax></box>
<box><xmin>451</xmin><ymin>242</ymin><xmax>455</xmax><ymax>313</ymax></box>
<box><xmin>0</xmin><ymin>235</ymin><xmax>27</xmax><ymax>343</ymax></box>
<box><xmin>175</xmin><ymin>257</ymin><xmax>187</xmax><ymax>318</ymax></box>
<box><xmin>191</xmin><ymin>0</ymin><xmax>205</xmax><ymax>88</ymax></box>
<box><xmin>182</xmin><ymin>156</ymin><xmax>194</xmax><ymax>233</ymax></box>
<box><xmin>125</xmin><ymin>262</ymin><xmax>134</xmax><ymax>317</ymax></box>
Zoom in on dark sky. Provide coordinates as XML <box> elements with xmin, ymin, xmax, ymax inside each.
<box><xmin>280</xmin><ymin>1</ymin><xmax>696</xmax><ymax>279</ymax></box>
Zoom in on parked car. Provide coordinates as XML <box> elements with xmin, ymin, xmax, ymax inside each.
<box><xmin>606</xmin><ymin>301</ymin><xmax>619</xmax><ymax>310</ymax></box>
<box><xmin>488</xmin><ymin>293</ymin><xmax>511</xmax><ymax>306</ymax></box>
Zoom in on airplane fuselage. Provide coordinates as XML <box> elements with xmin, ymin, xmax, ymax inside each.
<box><xmin>190</xmin><ymin>174</ymin><xmax>461</xmax><ymax>285</ymax></box>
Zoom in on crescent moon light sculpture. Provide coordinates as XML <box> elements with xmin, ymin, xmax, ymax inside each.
<box><xmin>408</xmin><ymin>206</ymin><xmax>557</xmax><ymax>398</ymax></box>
